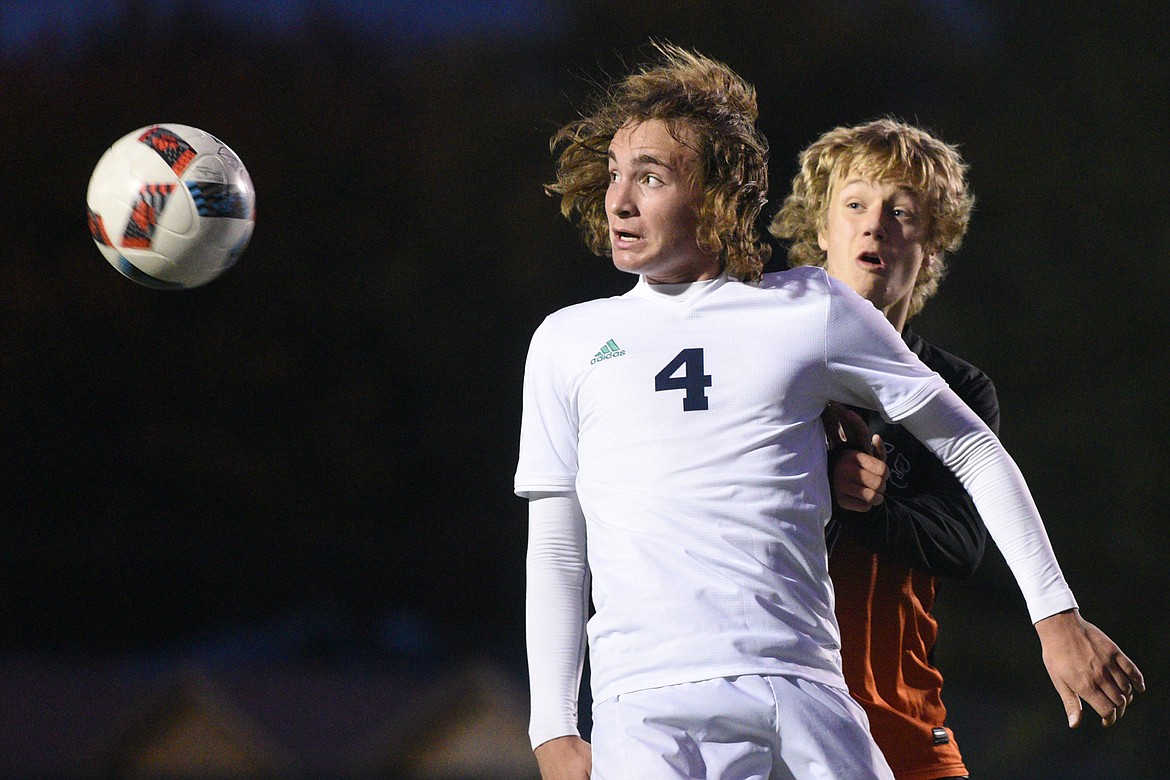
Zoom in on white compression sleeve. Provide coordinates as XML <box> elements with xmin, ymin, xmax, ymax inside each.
<box><xmin>525</xmin><ymin>491</ymin><xmax>590</xmax><ymax>749</ymax></box>
<box><xmin>901</xmin><ymin>388</ymin><xmax>1078</xmax><ymax>623</ymax></box>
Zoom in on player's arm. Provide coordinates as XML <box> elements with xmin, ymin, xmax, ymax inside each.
<box><xmin>827</xmin><ymin>402</ymin><xmax>986</xmax><ymax>577</ymax></box>
<box><xmin>901</xmin><ymin>391</ymin><xmax>1144</xmax><ymax>726</ymax></box>
<box><xmin>829</xmin><ymin>371</ymin><xmax>1000</xmax><ymax>577</ymax></box>
<box><xmin>833</xmin><ymin>458</ymin><xmax>987</xmax><ymax>578</ymax></box>
<box><xmin>526</xmin><ymin>491</ymin><xmax>592</xmax><ymax>776</ymax></box>
<box><xmin>829</xmin><ymin>390</ymin><xmax>996</xmax><ymax>578</ymax></box>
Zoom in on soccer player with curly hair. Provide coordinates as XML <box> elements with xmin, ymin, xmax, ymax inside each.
<box><xmin>771</xmin><ymin>118</ymin><xmax>1142</xmax><ymax>779</ymax></box>
<box><xmin>517</xmin><ymin>48</ymin><xmax>1141</xmax><ymax>780</ymax></box>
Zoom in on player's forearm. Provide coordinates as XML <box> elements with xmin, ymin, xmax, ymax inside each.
<box><xmin>902</xmin><ymin>391</ymin><xmax>1077</xmax><ymax>622</ymax></box>
<box><xmin>526</xmin><ymin>492</ymin><xmax>590</xmax><ymax>748</ymax></box>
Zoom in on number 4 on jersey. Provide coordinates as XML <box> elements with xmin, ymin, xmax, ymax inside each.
<box><xmin>655</xmin><ymin>348</ymin><xmax>711</xmax><ymax>411</ymax></box>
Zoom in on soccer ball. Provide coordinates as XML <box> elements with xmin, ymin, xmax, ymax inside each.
<box><xmin>86</xmin><ymin>124</ymin><xmax>256</xmax><ymax>289</ymax></box>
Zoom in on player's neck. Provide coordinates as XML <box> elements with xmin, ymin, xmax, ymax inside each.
<box><xmin>882</xmin><ymin>296</ymin><xmax>911</xmax><ymax>334</ymax></box>
<box><xmin>637</xmin><ymin>273</ymin><xmax>725</xmax><ymax>302</ymax></box>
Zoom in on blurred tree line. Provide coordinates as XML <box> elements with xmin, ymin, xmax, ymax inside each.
<box><xmin>0</xmin><ymin>1</ymin><xmax>1166</xmax><ymax>775</ymax></box>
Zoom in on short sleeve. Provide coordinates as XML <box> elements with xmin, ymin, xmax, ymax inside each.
<box><xmin>821</xmin><ymin>277</ymin><xmax>946</xmax><ymax>422</ymax></box>
<box><xmin>515</xmin><ymin>318</ymin><xmax>580</xmax><ymax>497</ymax></box>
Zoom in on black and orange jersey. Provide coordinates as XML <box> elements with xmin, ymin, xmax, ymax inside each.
<box><xmin>829</xmin><ymin>328</ymin><xmax>1000</xmax><ymax>780</ymax></box>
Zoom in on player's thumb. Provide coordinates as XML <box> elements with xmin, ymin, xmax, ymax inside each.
<box><xmin>1058</xmin><ymin>683</ymin><xmax>1083</xmax><ymax>728</ymax></box>
<box><xmin>871</xmin><ymin>434</ymin><xmax>886</xmax><ymax>461</ymax></box>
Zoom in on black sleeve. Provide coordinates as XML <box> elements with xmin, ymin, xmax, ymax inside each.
<box><xmin>831</xmin><ymin>365</ymin><xmax>1001</xmax><ymax>579</ymax></box>
<box><xmin>836</xmin><ymin>466</ymin><xmax>989</xmax><ymax>579</ymax></box>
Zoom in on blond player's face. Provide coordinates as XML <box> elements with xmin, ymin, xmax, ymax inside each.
<box><xmin>606</xmin><ymin>120</ymin><xmax>719</xmax><ymax>284</ymax></box>
<box><xmin>819</xmin><ymin>170</ymin><xmax>935</xmax><ymax>325</ymax></box>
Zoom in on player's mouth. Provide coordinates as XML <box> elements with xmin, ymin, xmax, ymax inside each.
<box><xmin>857</xmin><ymin>251</ymin><xmax>885</xmax><ymax>269</ymax></box>
<box><xmin>613</xmin><ymin>230</ymin><xmax>643</xmax><ymax>246</ymax></box>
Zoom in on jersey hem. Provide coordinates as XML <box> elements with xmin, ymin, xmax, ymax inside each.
<box><xmin>893</xmin><ymin>762</ymin><xmax>970</xmax><ymax>780</ymax></box>
<box><xmin>529</xmin><ymin>723</ymin><xmax>582</xmax><ymax>751</ymax></box>
<box><xmin>1028</xmin><ymin>593</ymin><xmax>1079</xmax><ymax>625</ymax></box>
<box><xmin>515</xmin><ymin>478</ymin><xmax>575</xmax><ymax>498</ymax></box>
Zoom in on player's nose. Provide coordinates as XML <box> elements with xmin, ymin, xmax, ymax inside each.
<box><xmin>864</xmin><ymin>214</ymin><xmax>887</xmax><ymax>240</ymax></box>
<box><xmin>607</xmin><ymin>180</ymin><xmax>637</xmax><ymax>218</ymax></box>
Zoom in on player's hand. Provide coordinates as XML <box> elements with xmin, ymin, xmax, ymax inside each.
<box><xmin>832</xmin><ymin>447</ymin><xmax>889</xmax><ymax>512</ymax></box>
<box><xmin>1034</xmin><ymin>609</ymin><xmax>1145</xmax><ymax>728</ymax></box>
<box><xmin>824</xmin><ymin>402</ymin><xmax>888</xmax><ymax>512</ymax></box>
<box><xmin>823</xmin><ymin>402</ymin><xmax>883</xmax><ymax>455</ymax></box>
<box><xmin>534</xmin><ymin>735</ymin><xmax>592</xmax><ymax>779</ymax></box>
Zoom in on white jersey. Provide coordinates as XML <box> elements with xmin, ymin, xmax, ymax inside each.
<box><xmin>516</xmin><ymin>267</ymin><xmax>949</xmax><ymax>704</ymax></box>
<box><xmin>517</xmin><ymin>266</ymin><xmax>945</xmax><ymax>696</ymax></box>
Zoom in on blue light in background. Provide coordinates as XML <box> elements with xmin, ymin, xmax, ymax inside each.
<box><xmin>915</xmin><ymin>0</ymin><xmax>999</xmax><ymax>45</ymax></box>
<box><xmin>829</xmin><ymin>0</ymin><xmax>1000</xmax><ymax>47</ymax></box>
<box><xmin>0</xmin><ymin>0</ymin><xmax>563</xmax><ymax>55</ymax></box>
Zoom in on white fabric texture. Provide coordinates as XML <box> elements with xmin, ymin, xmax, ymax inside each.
<box><xmin>525</xmin><ymin>492</ymin><xmax>589</xmax><ymax>748</ymax></box>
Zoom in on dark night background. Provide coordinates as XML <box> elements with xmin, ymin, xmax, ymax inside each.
<box><xmin>1</xmin><ymin>0</ymin><xmax>1167</xmax><ymax>776</ymax></box>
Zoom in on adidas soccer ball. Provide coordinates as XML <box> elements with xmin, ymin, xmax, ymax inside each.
<box><xmin>86</xmin><ymin>124</ymin><xmax>256</xmax><ymax>289</ymax></box>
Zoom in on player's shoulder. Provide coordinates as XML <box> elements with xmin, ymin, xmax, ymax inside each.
<box><xmin>905</xmin><ymin>330</ymin><xmax>994</xmax><ymax>386</ymax></box>
<box><xmin>759</xmin><ymin>266</ymin><xmax>875</xmax><ymax>318</ymax></box>
<box><xmin>760</xmin><ymin>264</ymin><xmax>829</xmax><ymax>289</ymax></box>
<box><xmin>527</xmin><ymin>290</ymin><xmax>636</xmax><ymax>349</ymax></box>
<box><xmin>758</xmin><ymin>265</ymin><xmax>838</xmax><ymax>299</ymax></box>
<box><xmin>540</xmin><ymin>290</ymin><xmax>629</xmax><ymax>324</ymax></box>
<box><xmin>905</xmin><ymin>329</ymin><xmax>999</xmax><ymax>423</ymax></box>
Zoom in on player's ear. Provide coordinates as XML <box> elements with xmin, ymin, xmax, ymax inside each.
<box><xmin>817</xmin><ymin>229</ymin><xmax>828</xmax><ymax>252</ymax></box>
<box><xmin>920</xmin><ymin>239</ymin><xmax>939</xmax><ymax>271</ymax></box>
<box><xmin>915</xmin><ymin>247</ymin><xmax>938</xmax><ymax>285</ymax></box>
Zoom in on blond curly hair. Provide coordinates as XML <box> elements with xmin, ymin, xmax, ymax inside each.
<box><xmin>546</xmin><ymin>42</ymin><xmax>771</xmax><ymax>282</ymax></box>
<box><xmin>770</xmin><ymin>118</ymin><xmax>974</xmax><ymax>317</ymax></box>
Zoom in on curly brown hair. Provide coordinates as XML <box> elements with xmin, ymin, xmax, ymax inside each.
<box><xmin>770</xmin><ymin>118</ymin><xmax>974</xmax><ymax>317</ymax></box>
<box><xmin>546</xmin><ymin>42</ymin><xmax>771</xmax><ymax>282</ymax></box>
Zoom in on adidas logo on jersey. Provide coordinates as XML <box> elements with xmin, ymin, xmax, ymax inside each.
<box><xmin>590</xmin><ymin>339</ymin><xmax>626</xmax><ymax>364</ymax></box>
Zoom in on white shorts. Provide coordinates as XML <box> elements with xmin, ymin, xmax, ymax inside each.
<box><xmin>590</xmin><ymin>675</ymin><xmax>893</xmax><ymax>780</ymax></box>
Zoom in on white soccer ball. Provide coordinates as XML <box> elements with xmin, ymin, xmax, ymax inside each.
<box><xmin>86</xmin><ymin>123</ymin><xmax>256</xmax><ymax>289</ymax></box>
